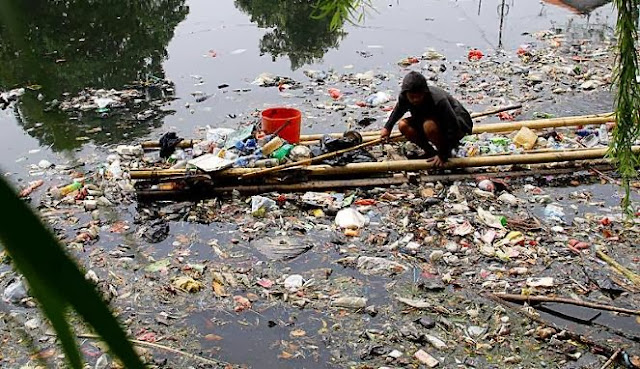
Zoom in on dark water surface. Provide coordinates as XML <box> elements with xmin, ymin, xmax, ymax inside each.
<box><xmin>0</xmin><ymin>1</ymin><xmax>627</xmax><ymax>368</ymax></box>
<box><xmin>0</xmin><ymin>0</ymin><xmax>615</xmax><ymax>174</ymax></box>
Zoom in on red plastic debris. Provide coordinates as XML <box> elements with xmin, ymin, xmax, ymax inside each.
<box><xmin>468</xmin><ymin>49</ymin><xmax>484</xmax><ymax>61</ymax></box>
<box><xmin>328</xmin><ymin>88</ymin><xmax>342</xmax><ymax>100</ymax></box>
<box><xmin>257</xmin><ymin>278</ymin><xmax>274</xmax><ymax>289</ymax></box>
<box><xmin>136</xmin><ymin>332</ymin><xmax>158</xmax><ymax>343</ymax></box>
<box><xmin>354</xmin><ymin>199</ymin><xmax>376</xmax><ymax>206</ymax></box>
<box><xmin>497</xmin><ymin>111</ymin><xmax>515</xmax><ymax>121</ymax></box>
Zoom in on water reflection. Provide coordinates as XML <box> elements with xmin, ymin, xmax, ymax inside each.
<box><xmin>0</xmin><ymin>0</ymin><xmax>188</xmax><ymax>151</ymax></box>
<box><xmin>543</xmin><ymin>0</ymin><xmax>612</xmax><ymax>15</ymax></box>
<box><xmin>477</xmin><ymin>0</ymin><xmax>613</xmax><ymax>49</ymax></box>
<box><xmin>234</xmin><ymin>0</ymin><xmax>347</xmax><ymax>70</ymax></box>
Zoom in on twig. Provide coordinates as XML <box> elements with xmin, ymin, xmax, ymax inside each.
<box><xmin>569</xmin><ymin>277</ymin><xmax>590</xmax><ymax>293</ymax></box>
<box><xmin>47</xmin><ymin>332</ymin><xmax>231</xmax><ymax>366</ymax></box>
<box><xmin>491</xmin><ymin>293</ymin><xmax>640</xmax><ymax>316</ymax></box>
<box><xmin>600</xmin><ymin>348</ymin><xmax>622</xmax><ymax>369</ymax></box>
<box><xmin>590</xmin><ymin>167</ymin><xmax>620</xmax><ymax>185</ymax></box>
<box><xmin>485</xmin><ymin>293</ymin><xmax>614</xmax><ymax>355</ymax></box>
<box><xmin>470</xmin><ymin>104</ymin><xmax>522</xmax><ymax>119</ymax></box>
<box><xmin>596</xmin><ymin>250</ymin><xmax>640</xmax><ymax>287</ymax></box>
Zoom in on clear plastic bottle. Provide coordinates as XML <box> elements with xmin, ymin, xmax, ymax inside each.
<box><xmin>598</xmin><ymin>125</ymin><xmax>609</xmax><ymax>144</ymax></box>
<box><xmin>582</xmin><ymin>133</ymin><xmax>599</xmax><ymax>148</ymax></box>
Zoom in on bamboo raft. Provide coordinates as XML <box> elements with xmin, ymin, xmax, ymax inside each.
<box><xmin>133</xmin><ymin>112</ymin><xmax>621</xmax><ymax>199</ymax></box>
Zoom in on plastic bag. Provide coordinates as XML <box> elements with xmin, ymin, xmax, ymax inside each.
<box><xmin>544</xmin><ymin>204</ymin><xmax>565</xmax><ymax>220</ymax></box>
<box><xmin>206</xmin><ymin>126</ymin><xmax>235</xmax><ymax>146</ymax></box>
<box><xmin>251</xmin><ymin>196</ymin><xmax>277</xmax><ymax>217</ymax></box>
<box><xmin>108</xmin><ymin>160</ymin><xmax>123</xmax><ymax>179</ymax></box>
<box><xmin>365</xmin><ymin>91</ymin><xmax>391</xmax><ymax>106</ymax></box>
<box><xmin>477</xmin><ymin>207</ymin><xmax>506</xmax><ymax>229</ymax></box>
<box><xmin>335</xmin><ymin>208</ymin><xmax>368</xmax><ymax>229</ymax></box>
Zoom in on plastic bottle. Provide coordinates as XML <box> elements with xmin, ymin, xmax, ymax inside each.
<box><xmin>261</xmin><ymin>136</ymin><xmax>284</xmax><ymax>156</ymax></box>
<box><xmin>52</xmin><ymin>181</ymin><xmax>82</xmax><ymax>198</ymax></box>
<box><xmin>582</xmin><ymin>133</ymin><xmax>599</xmax><ymax>148</ymax></box>
<box><xmin>272</xmin><ymin>144</ymin><xmax>294</xmax><ymax>160</ymax></box>
<box><xmin>234</xmin><ymin>157</ymin><xmax>250</xmax><ymax>168</ymax></box>
<box><xmin>254</xmin><ymin>158</ymin><xmax>280</xmax><ymax>168</ymax></box>
<box><xmin>598</xmin><ymin>125</ymin><xmax>609</xmax><ymax>144</ymax></box>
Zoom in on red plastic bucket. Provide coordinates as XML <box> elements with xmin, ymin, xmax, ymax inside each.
<box><xmin>261</xmin><ymin>107</ymin><xmax>302</xmax><ymax>144</ymax></box>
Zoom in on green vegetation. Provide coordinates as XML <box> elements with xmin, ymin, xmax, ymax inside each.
<box><xmin>610</xmin><ymin>0</ymin><xmax>640</xmax><ymax>215</ymax></box>
<box><xmin>312</xmin><ymin>0</ymin><xmax>373</xmax><ymax>30</ymax></box>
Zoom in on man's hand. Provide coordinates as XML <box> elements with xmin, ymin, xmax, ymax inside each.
<box><xmin>429</xmin><ymin>155</ymin><xmax>445</xmax><ymax>168</ymax></box>
<box><xmin>379</xmin><ymin>128</ymin><xmax>390</xmax><ymax>142</ymax></box>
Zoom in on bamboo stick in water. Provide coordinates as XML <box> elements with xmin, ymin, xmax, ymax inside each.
<box><xmin>129</xmin><ymin>146</ymin><xmax>637</xmax><ymax>179</ymax></box>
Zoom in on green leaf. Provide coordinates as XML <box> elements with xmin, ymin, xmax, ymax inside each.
<box><xmin>0</xmin><ymin>177</ymin><xmax>146</xmax><ymax>368</ymax></box>
<box><xmin>145</xmin><ymin>258</ymin><xmax>171</xmax><ymax>273</ymax></box>
<box><xmin>29</xmin><ymin>285</ymin><xmax>83</xmax><ymax>369</ymax></box>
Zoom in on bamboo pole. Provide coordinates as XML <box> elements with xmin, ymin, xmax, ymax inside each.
<box><xmin>303</xmin><ymin>117</ymin><xmax>615</xmax><ymax>146</ymax></box>
<box><xmin>596</xmin><ymin>250</ymin><xmax>640</xmax><ymax>287</ymax></box>
<box><xmin>298</xmin><ymin>112</ymin><xmax>614</xmax><ymax>141</ymax></box>
<box><xmin>138</xmin><ymin>112</ymin><xmax>614</xmax><ymax>149</ymax></box>
<box><xmin>129</xmin><ymin>147</ymin><xmax>630</xmax><ymax>180</ymax></box>
<box><xmin>137</xmin><ymin>175</ymin><xmax>410</xmax><ymax>197</ymax></box>
<box><xmin>297</xmin><ymin>115</ymin><xmax>615</xmax><ymax>146</ymax></box>
<box><xmin>140</xmin><ymin>139</ymin><xmax>199</xmax><ymax>149</ymax></box>
<box><xmin>240</xmin><ymin>133</ymin><xmax>403</xmax><ymax>179</ymax></box>
<box><xmin>599</xmin><ymin>349</ymin><xmax>622</xmax><ymax>369</ymax></box>
<box><xmin>130</xmin><ymin>160</ymin><xmax>613</xmax><ymax>183</ymax></box>
<box><xmin>136</xmin><ymin>163</ymin><xmax>614</xmax><ymax>198</ymax></box>
<box><xmin>226</xmin><ymin>146</ymin><xmax>638</xmax><ymax>178</ymax></box>
<box><xmin>130</xmin><ymin>169</ymin><xmax>195</xmax><ymax>179</ymax></box>
<box><xmin>492</xmin><ymin>293</ymin><xmax>640</xmax><ymax>316</ymax></box>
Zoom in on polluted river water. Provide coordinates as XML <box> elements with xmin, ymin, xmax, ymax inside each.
<box><xmin>3</xmin><ymin>1</ymin><xmax>640</xmax><ymax>369</ymax></box>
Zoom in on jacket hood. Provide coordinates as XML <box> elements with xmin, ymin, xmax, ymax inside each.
<box><xmin>401</xmin><ymin>71</ymin><xmax>429</xmax><ymax>93</ymax></box>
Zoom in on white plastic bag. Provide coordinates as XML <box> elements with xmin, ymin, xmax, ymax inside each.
<box><xmin>251</xmin><ymin>196</ymin><xmax>276</xmax><ymax>217</ymax></box>
<box><xmin>335</xmin><ymin>208</ymin><xmax>368</xmax><ymax>229</ymax></box>
<box><xmin>206</xmin><ymin>126</ymin><xmax>235</xmax><ymax>146</ymax></box>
